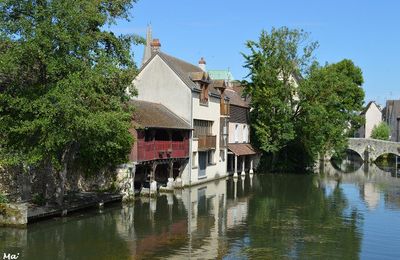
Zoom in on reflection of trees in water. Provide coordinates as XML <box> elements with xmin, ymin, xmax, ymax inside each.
<box><xmin>245</xmin><ymin>174</ymin><xmax>362</xmax><ymax>259</ymax></box>
<box><xmin>331</xmin><ymin>150</ymin><xmax>363</xmax><ymax>173</ymax></box>
<box><xmin>22</xmin><ymin>206</ymin><xmax>132</xmax><ymax>259</ymax></box>
<box><xmin>374</xmin><ymin>153</ymin><xmax>399</xmax><ymax>174</ymax></box>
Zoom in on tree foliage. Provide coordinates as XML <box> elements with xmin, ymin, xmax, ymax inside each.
<box><xmin>0</xmin><ymin>0</ymin><xmax>141</xmax><ymax>203</ymax></box>
<box><xmin>371</xmin><ymin>122</ymin><xmax>390</xmax><ymax>141</ymax></box>
<box><xmin>243</xmin><ymin>27</ymin><xmax>365</xmax><ymax>171</ymax></box>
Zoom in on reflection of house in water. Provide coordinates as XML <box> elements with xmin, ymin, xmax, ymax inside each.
<box><xmin>113</xmin><ymin>176</ymin><xmax>252</xmax><ymax>259</ymax></box>
<box><xmin>360</xmin><ymin>183</ymin><xmax>381</xmax><ymax>210</ymax></box>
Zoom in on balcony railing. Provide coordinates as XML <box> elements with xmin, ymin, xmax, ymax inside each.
<box><xmin>220</xmin><ymin>102</ymin><xmax>230</xmax><ymax>116</ymax></box>
<box><xmin>137</xmin><ymin>139</ymin><xmax>189</xmax><ymax>162</ymax></box>
<box><xmin>197</xmin><ymin>135</ymin><xmax>217</xmax><ymax>150</ymax></box>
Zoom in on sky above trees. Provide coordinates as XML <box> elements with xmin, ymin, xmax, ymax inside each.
<box><xmin>109</xmin><ymin>0</ymin><xmax>400</xmax><ymax>105</ymax></box>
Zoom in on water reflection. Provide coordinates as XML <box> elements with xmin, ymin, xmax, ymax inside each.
<box><xmin>3</xmin><ymin>169</ymin><xmax>400</xmax><ymax>259</ymax></box>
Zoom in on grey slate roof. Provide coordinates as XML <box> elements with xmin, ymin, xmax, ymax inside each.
<box><xmin>141</xmin><ymin>51</ymin><xmax>222</xmax><ymax>98</ymax></box>
<box><xmin>131</xmin><ymin>100</ymin><xmax>191</xmax><ymax>130</ymax></box>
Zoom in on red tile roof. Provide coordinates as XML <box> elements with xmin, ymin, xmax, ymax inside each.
<box><xmin>228</xmin><ymin>143</ymin><xmax>257</xmax><ymax>156</ymax></box>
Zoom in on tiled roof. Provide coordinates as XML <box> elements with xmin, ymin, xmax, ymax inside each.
<box><xmin>360</xmin><ymin>101</ymin><xmax>380</xmax><ymax>115</ymax></box>
<box><xmin>131</xmin><ymin>100</ymin><xmax>191</xmax><ymax>130</ymax></box>
<box><xmin>143</xmin><ymin>52</ymin><xmax>222</xmax><ymax>98</ymax></box>
<box><xmin>224</xmin><ymin>88</ymin><xmax>249</xmax><ymax>108</ymax></box>
<box><xmin>228</xmin><ymin>143</ymin><xmax>258</xmax><ymax>156</ymax></box>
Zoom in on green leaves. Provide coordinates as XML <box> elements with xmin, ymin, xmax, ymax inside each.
<box><xmin>243</xmin><ymin>27</ymin><xmax>365</xmax><ymax>170</ymax></box>
<box><xmin>371</xmin><ymin>122</ymin><xmax>390</xmax><ymax>141</ymax></box>
<box><xmin>0</xmin><ymin>0</ymin><xmax>139</xmax><ymax>175</ymax></box>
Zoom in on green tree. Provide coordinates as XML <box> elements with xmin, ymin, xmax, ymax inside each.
<box><xmin>243</xmin><ymin>27</ymin><xmax>365</xmax><ymax>171</ymax></box>
<box><xmin>371</xmin><ymin>122</ymin><xmax>390</xmax><ymax>140</ymax></box>
<box><xmin>0</xmin><ymin>0</ymin><xmax>141</xmax><ymax>204</ymax></box>
<box><xmin>242</xmin><ymin>27</ymin><xmax>318</xmax><ymax>168</ymax></box>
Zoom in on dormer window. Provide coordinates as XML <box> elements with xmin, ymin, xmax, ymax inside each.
<box><xmin>200</xmin><ymin>83</ymin><xmax>209</xmax><ymax>105</ymax></box>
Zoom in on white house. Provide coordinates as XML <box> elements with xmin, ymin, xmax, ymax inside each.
<box><xmin>131</xmin><ymin>29</ymin><xmax>227</xmax><ymax>188</ymax></box>
<box><xmin>208</xmin><ymin>71</ymin><xmax>259</xmax><ymax>176</ymax></box>
<box><xmin>356</xmin><ymin>101</ymin><xmax>382</xmax><ymax>138</ymax></box>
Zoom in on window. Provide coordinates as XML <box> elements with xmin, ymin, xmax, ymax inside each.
<box><xmin>243</xmin><ymin>125</ymin><xmax>247</xmax><ymax>143</ymax></box>
<box><xmin>208</xmin><ymin>150</ymin><xmax>214</xmax><ymax>165</ymax></box>
<box><xmin>192</xmin><ymin>152</ymin><xmax>197</xmax><ymax>168</ymax></box>
<box><xmin>220</xmin><ymin>150</ymin><xmax>225</xmax><ymax>162</ymax></box>
<box><xmin>200</xmin><ymin>83</ymin><xmax>209</xmax><ymax>105</ymax></box>
<box><xmin>194</xmin><ymin>119</ymin><xmax>213</xmax><ymax>138</ymax></box>
<box><xmin>235</xmin><ymin>124</ymin><xmax>239</xmax><ymax>143</ymax></box>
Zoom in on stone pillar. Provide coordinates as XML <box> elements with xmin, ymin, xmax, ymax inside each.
<box><xmin>249</xmin><ymin>157</ymin><xmax>254</xmax><ymax>174</ymax></box>
<box><xmin>241</xmin><ymin>156</ymin><xmax>246</xmax><ymax>176</ymax></box>
<box><xmin>233</xmin><ymin>177</ymin><xmax>238</xmax><ymax>199</ymax></box>
<box><xmin>149</xmin><ymin>163</ymin><xmax>157</xmax><ymax>196</ymax></box>
<box><xmin>249</xmin><ymin>172</ymin><xmax>254</xmax><ymax>187</ymax></box>
<box><xmin>233</xmin><ymin>155</ymin><xmax>238</xmax><ymax>178</ymax></box>
<box><xmin>167</xmin><ymin>161</ymin><xmax>174</xmax><ymax>190</ymax></box>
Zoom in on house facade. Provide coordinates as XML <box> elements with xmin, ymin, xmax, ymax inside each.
<box><xmin>383</xmin><ymin>100</ymin><xmax>400</xmax><ymax>142</ymax></box>
<box><xmin>131</xmin><ymin>30</ymin><xmax>228</xmax><ymax>188</ymax></box>
<box><xmin>129</xmin><ymin>100</ymin><xmax>191</xmax><ymax>193</ymax></box>
<box><xmin>209</xmin><ymin>70</ymin><xmax>258</xmax><ymax>176</ymax></box>
<box><xmin>356</xmin><ymin>101</ymin><xmax>382</xmax><ymax>138</ymax></box>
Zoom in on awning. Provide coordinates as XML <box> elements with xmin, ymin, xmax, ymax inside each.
<box><xmin>228</xmin><ymin>143</ymin><xmax>258</xmax><ymax>156</ymax></box>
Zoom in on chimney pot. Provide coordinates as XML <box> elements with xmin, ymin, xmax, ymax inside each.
<box><xmin>199</xmin><ymin>57</ymin><xmax>206</xmax><ymax>71</ymax></box>
<box><xmin>151</xmin><ymin>39</ymin><xmax>161</xmax><ymax>53</ymax></box>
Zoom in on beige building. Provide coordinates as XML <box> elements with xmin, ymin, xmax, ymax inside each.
<box><xmin>131</xmin><ymin>28</ymin><xmax>228</xmax><ymax>188</ymax></box>
<box><xmin>356</xmin><ymin>101</ymin><xmax>382</xmax><ymax>138</ymax></box>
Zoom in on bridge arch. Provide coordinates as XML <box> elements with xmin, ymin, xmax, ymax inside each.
<box><xmin>347</xmin><ymin>138</ymin><xmax>400</xmax><ymax>162</ymax></box>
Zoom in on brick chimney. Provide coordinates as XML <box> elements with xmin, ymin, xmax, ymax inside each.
<box><xmin>198</xmin><ymin>57</ymin><xmax>206</xmax><ymax>71</ymax></box>
<box><xmin>151</xmin><ymin>39</ymin><xmax>161</xmax><ymax>53</ymax></box>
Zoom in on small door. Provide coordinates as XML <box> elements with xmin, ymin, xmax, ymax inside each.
<box><xmin>198</xmin><ymin>152</ymin><xmax>207</xmax><ymax>177</ymax></box>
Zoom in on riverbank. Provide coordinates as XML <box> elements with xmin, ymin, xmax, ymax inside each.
<box><xmin>0</xmin><ymin>192</ymin><xmax>122</xmax><ymax>227</ymax></box>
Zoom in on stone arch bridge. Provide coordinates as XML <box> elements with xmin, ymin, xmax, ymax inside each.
<box><xmin>346</xmin><ymin>138</ymin><xmax>400</xmax><ymax>162</ymax></box>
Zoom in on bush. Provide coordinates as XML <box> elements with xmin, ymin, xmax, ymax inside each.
<box><xmin>0</xmin><ymin>194</ymin><xmax>8</xmax><ymax>203</ymax></box>
<box><xmin>32</xmin><ymin>193</ymin><xmax>46</xmax><ymax>206</ymax></box>
<box><xmin>371</xmin><ymin>122</ymin><xmax>390</xmax><ymax>140</ymax></box>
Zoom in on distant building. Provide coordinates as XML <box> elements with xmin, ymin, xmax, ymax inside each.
<box><xmin>208</xmin><ymin>70</ymin><xmax>235</xmax><ymax>82</ymax></box>
<box><xmin>356</xmin><ymin>101</ymin><xmax>382</xmax><ymax>138</ymax></box>
<box><xmin>383</xmin><ymin>100</ymin><xmax>400</xmax><ymax>142</ymax></box>
<box><xmin>208</xmin><ymin>69</ymin><xmax>259</xmax><ymax>175</ymax></box>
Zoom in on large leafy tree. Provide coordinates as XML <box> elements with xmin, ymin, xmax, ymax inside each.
<box><xmin>0</xmin><ymin>0</ymin><xmax>141</xmax><ymax>204</ymax></box>
<box><xmin>243</xmin><ymin>27</ymin><xmax>365</xmax><ymax>171</ymax></box>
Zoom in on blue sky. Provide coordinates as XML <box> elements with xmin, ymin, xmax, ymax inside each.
<box><xmin>109</xmin><ymin>0</ymin><xmax>400</xmax><ymax>105</ymax></box>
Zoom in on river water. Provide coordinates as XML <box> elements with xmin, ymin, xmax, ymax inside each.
<box><xmin>2</xmin><ymin>162</ymin><xmax>400</xmax><ymax>259</ymax></box>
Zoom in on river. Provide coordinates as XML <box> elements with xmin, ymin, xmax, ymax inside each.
<box><xmin>1</xmin><ymin>162</ymin><xmax>400</xmax><ymax>259</ymax></box>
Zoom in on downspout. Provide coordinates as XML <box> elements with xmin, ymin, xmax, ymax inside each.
<box><xmin>189</xmin><ymin>90</ymin><xmax>194</xmax><ymax>186</ymax></box>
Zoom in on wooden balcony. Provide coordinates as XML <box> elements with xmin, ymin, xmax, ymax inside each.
<box><xmin>220</xmin><ymin>102</ymin><xmax>230</xmax><ymax>116</ymax></box>
<box><xmin>197</xmin><ymin>135</ymin><xmax>217</xmax><ymax>150</ymax></box>
<box><xmin>137</xmin><ymin>139</ymin><xmax>189</xmax><ymax>162</ymax></box>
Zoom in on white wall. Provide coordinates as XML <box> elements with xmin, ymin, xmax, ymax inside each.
<box><xmin>228</xmin><ymin>122</ymin><xmax>250</xmax><ymax>143</ymax></box>
<box><xmin>189</xmin><ymin>93</ymin><xmax>227</xmax><ymax>185</ymax></box>
<box><xmin>133</xmin><ymin>55</ymin><xmax>192</xmax><ymax>123</ymax></box>
<box><xmin>365</xmin><ymin>103</ymin><xmax>382</xmax><ymax>138</ymax></box>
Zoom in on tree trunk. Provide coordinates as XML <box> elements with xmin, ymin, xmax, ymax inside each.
<box><xmin>271</xmin><ymin>152</ymin><xmax>278</xmax><ymax>172</ymax></box>
<box><xmin>57</xmin><ymin>148</ymin><xmax>70</xmax><ymax>207</ymax></box>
